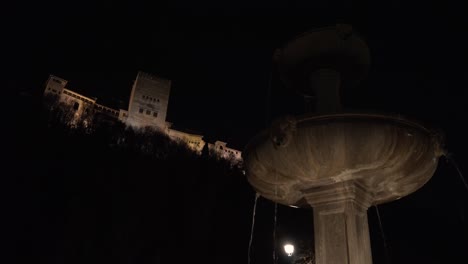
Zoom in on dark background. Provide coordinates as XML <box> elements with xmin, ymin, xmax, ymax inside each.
<box><xmin>5</xmin><ymin>0</ymin><xmax>468</xmax><ymax>263</ymax></box>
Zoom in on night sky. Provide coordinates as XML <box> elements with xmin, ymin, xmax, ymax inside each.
<box><xmin>6</xmin><ymin>0</ymin><xmax>468</xmax><ymax>263</ymax></box>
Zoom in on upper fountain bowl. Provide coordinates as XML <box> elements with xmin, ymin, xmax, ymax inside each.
<box><xmin>275</xmin><ymin>24</ymin><xmax>371</xmax><ymax>96</ymax></box>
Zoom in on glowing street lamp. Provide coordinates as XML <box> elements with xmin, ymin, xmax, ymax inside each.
<box><xmin>284</xmin><ymin>244</ymin><xmax>294</xmax><ymax>256</ymax></box>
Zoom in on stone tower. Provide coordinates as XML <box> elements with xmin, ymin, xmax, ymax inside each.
<box><xmin>44</xmin><ymin>75</ymin><xmax>67</xmax><ymax>96</ymax></box>
<box><xmin>126</xmin><ymin>71</ymin><xmax>171</xmax><ymax>130</ymax></box>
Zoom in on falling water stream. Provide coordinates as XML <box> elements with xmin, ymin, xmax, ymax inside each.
<box><xmin>371</xmin><ymin>153</ymin><xmax>468</xmax><ymax>264</ymax></box>
<box><xmin>446</xmin><ymin>154</ymin><xmax>468</xmax><ymax>227</ymax></box>
<box><xmin>272</xmin><ymin>167</ymin><xmax>279</xmax><ymax>264</ymax></box>
<box><xmin>248</xmin><ymin>193</ymin><xmax>260</xmax><ymax>264</ymax></box>
<box><xmin>273</xmin><ymin>201</ymin><xmax>278</xmax><ymax>264</ymax></box>
<box><xmin>446</xmin><ymin>154</ymin><xmax>468</xmax><ymax>192</ymax></box>
<box><xmin>375</xmin><ymin>205</ymin><xmax>391</xmax><ymax>264</ymax></box>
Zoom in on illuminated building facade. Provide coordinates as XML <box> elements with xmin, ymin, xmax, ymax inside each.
<box><xmin>43</xmin><ymin>72</ymin><xmax>242</xmax><ymax>163</ymax></box>
<box><xmin>44</xmin><ymin>75</ymin><xmax>120</xmax><ymax>127</ymax></box>
<box><xmin>208</xmin><ymin>141</ymin><xmax>242</xmax><ymax>161</ymax></box>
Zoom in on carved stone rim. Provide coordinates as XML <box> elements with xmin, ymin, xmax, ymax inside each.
<box><xmin>296</xmin><ymin>112</ymin><xmax>431</xmax><ymax>133</ymax></box>
<box><xmin>243</xmin><ymin>112</ymin><xmax>443</xmax><ymax>155</ymax></box>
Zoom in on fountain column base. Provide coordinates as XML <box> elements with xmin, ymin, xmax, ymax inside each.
<box><xmin>305</xmin><ymin>181</ymin><xmax>373</xmax><ymax>264</ymax></box>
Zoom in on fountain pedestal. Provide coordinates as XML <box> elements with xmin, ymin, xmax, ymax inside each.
<box><xmin>305</xmin><ymin>182</ymin><xmax>372</xmax><ymax>264</ymax></box>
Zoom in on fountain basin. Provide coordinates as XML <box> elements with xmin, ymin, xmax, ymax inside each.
<box><xmin>243</xmin><ymin>113</ymin><xmax>444</xmax><ymax>207</ymax></box>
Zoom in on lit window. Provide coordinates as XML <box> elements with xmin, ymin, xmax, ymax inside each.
<box><xmin>139</xmin><ymin>108</ymin><xmax>143</xmax><ymax>113</ymax></box>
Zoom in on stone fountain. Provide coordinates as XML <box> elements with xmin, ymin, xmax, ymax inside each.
<box><xmin>243</xmin><ymin>25</ymin><xmax>445</xmax><ymax>264</ymax></box>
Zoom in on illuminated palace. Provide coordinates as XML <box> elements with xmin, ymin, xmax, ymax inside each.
<box><xmin>43</xmin><ymin>71</ymin><xmax>242</xmax><ymax>162</ymax></box>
